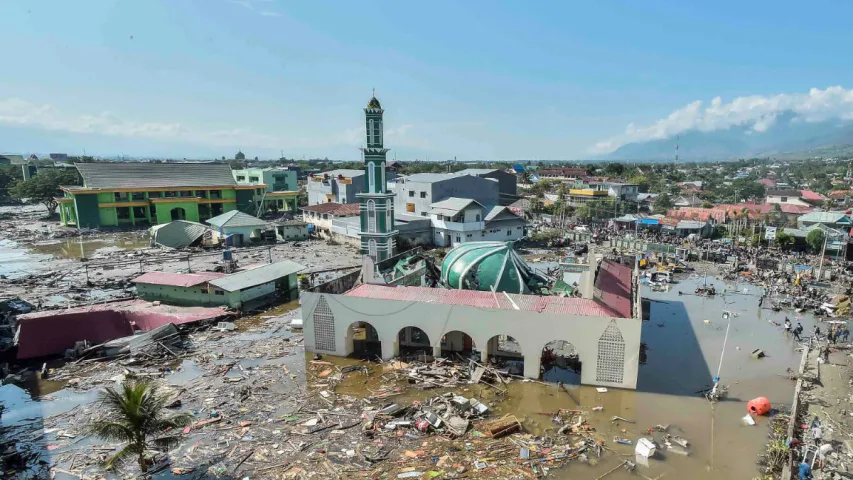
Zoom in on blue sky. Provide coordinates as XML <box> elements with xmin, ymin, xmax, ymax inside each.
<box><xmin>1</xmin><ymin>0</ymin><xmax>852</xmax><ymax>160</ymax></box>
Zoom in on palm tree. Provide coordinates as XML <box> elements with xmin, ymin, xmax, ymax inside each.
<box><xmin>89</xmin><ymin>379</ymin><xmax>193</xmax><ymax>473</ymax></box>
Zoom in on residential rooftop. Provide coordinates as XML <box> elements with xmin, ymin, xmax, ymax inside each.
<box><xmin>73</xmin><ymin>162</ymin><xmax>237</xmax><ymax>190</ymax></box>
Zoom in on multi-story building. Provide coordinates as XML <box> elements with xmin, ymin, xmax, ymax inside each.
<box><xmin>429</xmin><ymin>198</ymin><xmax>526</xmax><ymax>247</ymax></box>
<box><xmin>58</xmin><ymin>163</ymin><xmax>264</xmax><ymax>228</ymax></box>
<box><xmin>232</xmin><ymin>167</ymin><xmax>298</xmax><ymax>192</ymax></box>
<box><xmin>394</xmin><ymin>173</ymin><xmax>500</xmax><ymax>217</ymax></box>
<box><xmin>306</xmin><ymin>169</ymin><xmax>366</xmax><ymax>205</ymax></box>
<box><xmin>231</xmin><ymin>167</ymin><xmax>299</xmax><ymax>213</ymax></box>
<box><xmin>456</xmin><ymin>168</ymin><xmax>518</xmax><ymax>205</ymax></box>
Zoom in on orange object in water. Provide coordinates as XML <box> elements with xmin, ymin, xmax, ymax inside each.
<box><xmin>747</xmin><ymin>397</ymin><xmax>771</xmax><ymax>415</ymax></box>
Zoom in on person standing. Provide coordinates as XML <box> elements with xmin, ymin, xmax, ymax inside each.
<box><xmin>793</xmin><ymin>323</ymin><xmax>803</xmax><ymax>341</ymax></box>
<box><xmin>784</xmin><ymin>319</ymin><xmax>792</xmax><ymax>335</ymax></box>
<box><xmin>828</xmin><ymin>326</ymin><xmax>836</xmax><ymax>345</ymax></box>
<box><xmin>812</xmin><ymin>424</ymin><xmax>822</xmax><ymax>446</ymax></box>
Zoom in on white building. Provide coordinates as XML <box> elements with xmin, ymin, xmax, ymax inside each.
<box><xmin>429</xmin><ymin>198</ymin><xmax>526</xmax><ymax>247</ymax></box>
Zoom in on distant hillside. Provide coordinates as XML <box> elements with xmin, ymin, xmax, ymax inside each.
<box><xmin>596</xmin><ymin>117</ymin><xmax>853</xmax><ymax>162</ymax></box>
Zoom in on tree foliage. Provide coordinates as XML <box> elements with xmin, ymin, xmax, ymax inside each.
<box><xmin>806</xmin><ymin>229</ymin><xmax>826</xmax><ymax>253</ymax></box>
<box><xmin>652</xmin><ymin>193</ymin><xmax>673</xmax><ymax>214</ymax></box>
<box><xmin>89</xmin><ymin>379</ymin><xmax>193</xmax><ymax>473</ymax></box>
<box><xmin>9</xmin><ymin>169</ymin><xmax>81</xmax><ymax>215</ymax></box>
<box><xmin>0</xmin><ymin>165</ymin><xmax>22</xmax><ymax>201</ymax></box>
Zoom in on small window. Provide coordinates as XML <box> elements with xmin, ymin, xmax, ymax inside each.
<box><xmin>249</xmin><ymin>176</ymin><xmax>259</xmax><ymax>182</ymax></box>
<box><xmin>466</xmin><ymin>233</ymin><xmax>472</xmax><ymax>238</ymax></box>
<box><xmin>475</xmin><ymin>214</ymin><xmax>480</xmax><ymax>222</ymax></box>
<box><xmin>420</xmin><ymin>191</ymin><xmax>426</xmax><ymax>198</ymax></box>
<box><xmin>421</xmin><ymin>212</ymin><xmax>427</xmax><ymax>217</ymax></box>
<box><xmin>236</xmin><ymin>176</ymin><xmax>246</xmax><ymax>181</ymax></box>
<box><xmin>455</xmin><ymin>235</ymin><xmax>461</xmax><ymax>242</ymax></box>
<box><xmin>409</xmin><ymin>191</ymin><xmax>415</xmax><ymax>197</ymax></box>
<box><xmin>507</xmin><ymin>229</ymin><xmax>512</xmax><ymax>236</ymax></box>
<box><xmin>215</xmin><ymin>290</ymin><xmax>224</xmax><ymax>295</ymax></box>
<box><xmin>781</xmin><ymin>196</ymin><xmax>788</xmax><ymax>202</ymax></box>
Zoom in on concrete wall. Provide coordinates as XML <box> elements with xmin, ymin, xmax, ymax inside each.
<box><xmin>276</xmin><ymin>224</ymin><xmax>309</xmax><ymax>241</ymax></box>
<box><xmin>301</xmin><ymin>292</ymin><xmax>642</xmax><ymax>389</ymax></box>
<box><xmin>136</xmin><ymin>282</ymin><xmax>222</xmax><ymax>306</ymax></box>
<box><xmin>396</xmin><ymin>175</ymin><xmax>500</xmax><ymax>216</ymax></box>
<box><xmin>235</xmin><ymin>281</ymin><xmax>276</xmax><ymax>307</ymax></box>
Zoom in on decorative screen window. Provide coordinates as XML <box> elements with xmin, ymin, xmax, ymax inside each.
<box><xmin>368</xmin><ymin>162</ymin><xmax>375</xmax><ymax>192</ymax></box>
<box><xmin>368</xmin><ymin>239</ymin><xmax>378</xmax><ymax>259</ymax></box>
<box><xmin>596</xmin><ymin>320</ymin><xmax>625</xmax><ymax>384</ymax></box>
<box><xmin>367</xmin><ymin>200</ymin><xmax>377</xmax><ymax>233</ymax></box>
<box><xmin>313</xmin><ymin>296</ymin><xmax>336</xmax><ymax>351</ymax></box>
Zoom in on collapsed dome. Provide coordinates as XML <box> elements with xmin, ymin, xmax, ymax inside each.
<box><xmin>440</xmin><ymin>241</ymin><xmax>547</xmax><ymax>294</ymax></box>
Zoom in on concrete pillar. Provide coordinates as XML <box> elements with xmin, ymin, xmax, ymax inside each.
<box><xmin>480</xmin><ymin>349</ymin><xmax>489</xmax><ymax>363</ymax></box>
<box><xmin>432</xmin><ymin>345</ymin><xmax>442</xmax><ymax>358</ymax></box>
<box><xmin>523</xmin><ymin>354</ymin><xmax>540</xmax><ymax>379</ymax></box>
<box><xmin>381</xmin><ymin>338</ymin><xmax>397</xmax><ymax>360</ymax></box>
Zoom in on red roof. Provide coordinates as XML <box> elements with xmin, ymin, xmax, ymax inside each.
<box><xmin>800</xmin><ymin>190</ymin><xmax>825</xmax><ymax>201</ymax></box>
<box><xmin>778</xmin><ymin>204</ymin><xmax>813</xmax><ymax>214</ymax></box>
<box><xmin>300</xmin><ymin>202</ymin><xmax>360</xmax><ymax>216</ymax></box>
<box><xmin>666</xmin><ymin>208</ymin><xmax>726</xmax><ymax>223</ymax></box>
<box><xmin>345</xmin><ymin>284</ymin><xmax>625</xmax><ymax>318</ymax></box>
<box><xmin>16</xmin><ymin>300</ymin><xmax>228</xmax><ymax>359</ymax></box>
<box><xmin>133</xmin><ymin>271</ymin><xmax>224</xmax><ymax>287</ymax></box>
<box><xmin>594</xmin><ymin>260</ymin><xmax>633</xmax><ymax>318</ymax></box>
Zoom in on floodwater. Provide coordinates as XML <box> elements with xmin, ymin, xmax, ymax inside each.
<box><xmin>0</xmin><ymin>273</ymin><xmax>824</xmax><ymax>479</ymax></box>
<box><xmin>0</xmin><ymin>233</ymin><xmax>150</xmax><ymax>278</ymax></box>
<box><xmin>316</xmin><ymin>274</ymin><xmax>817</xmax><ymax>479</ymax></box>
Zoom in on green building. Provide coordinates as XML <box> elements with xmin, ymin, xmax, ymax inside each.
<box><xmin>58</xmin><ymin>163</ymin><xmax>266</xmax><ymax>228</ymax></box>
<box><xmin>231</xmin><ymin>166</ymin><xmax>300</xmax><ymax>214</ymax></box>
<box><xmin>358</xmin><ymin>94</ymin><xmax>398</xmax><ymax>261</ymax></box>
<box><xmin>133</xmin><ymin>260</ymin><xmax>305</xmax><ymax>309</ymax></box>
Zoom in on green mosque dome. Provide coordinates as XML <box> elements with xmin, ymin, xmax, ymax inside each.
<box><xmin>440</xmin><ymin>241</ymin><xmax>548</xmax><ymax>294</ymax></box>
<box><xmin>367</xmin><ymin>96</ymin><xmax>382</xmax><ymax>109</ymax></box>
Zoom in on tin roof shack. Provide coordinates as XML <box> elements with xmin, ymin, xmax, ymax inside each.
<box><xmin>206</xmin><ymin>210</ymin><xmax>269</xmax><ymax>247</ymax></box>
<box><xmin>208</xmin><ymin>260</ymin><xmax>306</xmax><ymax>308</ymax></box>
<box><xmin>133</xmin><ymin>272</ymin><xmax>226</xmax><ymax>306</ymax></box>
<box><xmin>133</xmin><ymin>261</ymin><xmax>305</xmax><ymax>309</ymax></box>
<box><xmin>272</xmin><ymin>219</ymin><xmax>309</xmax><ymax>242</ymax></box>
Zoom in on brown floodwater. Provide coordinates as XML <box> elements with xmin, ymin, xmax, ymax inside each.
<box><xmin>27</xmin><ymin>233</ymin><xmax>151</xmax><ymax>260</ymax></box>
<box><xmin>314</xmin><ymin>274</ymin><xmax>820</xmax><ymax>479</ymax></box>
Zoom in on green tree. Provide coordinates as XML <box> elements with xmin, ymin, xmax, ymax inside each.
<box><xmin>652</xmin><ymin>193</ymin><xmax>673</xmax><ymax>214</ymax></box>
<box><xmin>700</xmin><ymin>201</ymin><xmax>713</xmax><ymax>208</ymax></box>
<box><xmin>806</xmin><ymin>229</ymin><xmax>826</xmax><ymax>253</ymax></box>
<box><xmin>9</xmin><ymin>169</ymin><xmax>81</xmax><ymax>215</ymax></box>
<box><xmin>628</xmin><ymin>175</ymin><xmax>649</xmax><ymax>191</ymax></box>
<box><xmin>89</xmin><ymin>379</ymin><xmax>193</xmax><ymax>473</ymax></box>
<box><xmin>0</xmin><ymin>165</ymin><xmax>23</xmax><ymax>201</ymax></box>
<box><xmin>775</xmin><ymin>231</ymin><xmax>794</xmax><ymax>250</ymax></box>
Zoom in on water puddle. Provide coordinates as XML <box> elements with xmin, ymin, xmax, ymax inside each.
<box><xmin>27</xmin><ymin>233</ymin><xmax>151</xmax><ymax>261</ymax></box>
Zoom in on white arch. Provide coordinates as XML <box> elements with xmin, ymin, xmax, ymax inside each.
<box><xmin>368</xmin><ymin>239</ymin><xmax>377</xmax><ymax>259</ymax></box>
<box><xmin>367</xmin><ymin>199</ymin><xmax>377</xmax><ymax>233</ymax></box>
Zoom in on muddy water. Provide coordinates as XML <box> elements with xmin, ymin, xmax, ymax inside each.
<box><xmin>28</xmin><ymin>233</ymin><xmax>150</xmax><ymax>260</ymax></box>
<box><xmin>318</xmin><ymin>274</ymin><xmax>815</xmax><ymax>479</ymax></box>
<box><xmin>0</xmin><ymin>233</ymin><xmax>150</xmax><ymax>278</ymax></box>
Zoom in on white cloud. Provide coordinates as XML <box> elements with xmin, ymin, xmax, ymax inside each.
<box><xmin>590</xmin><ymin>86</ymin><xmax>853</xmax><ymax>154</ymax></box>
<box><xmin>0</xmin><ymin>97</ymin><xmax>286</xmax><ymax>149</ymax></box>
<box><xmin>260</xmin><ymin>11</ymin><xmax>281</xmax><ymax>17</ymax></box>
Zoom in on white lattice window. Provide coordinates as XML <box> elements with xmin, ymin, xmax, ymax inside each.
<box><xmin>313</xmin><ymin>296</ymin><xmax>336</xmax><ymax>351</ymax></box>
<box><xmin>367</xmin><ymin>199</ymin><xmax>377</xmax><ymax>233</ymax></box>
<box><xmin>368</xmin><ymin>239</ymin><xmax>377</xmax><ymax>259</ymax></box>
<box><xmin>386</xmin><ymin>202</ymin><xmax>392</xmax><ymax>231</ymax></box>
<box><xmin>368</xmin><ymin>119</ymin><xmax>374</xmax><ymax>145</ymax></box>
<box><xmin>596</xmin><ymin>320</ymin><xmax>626</xmax><ymax>384</ymax></box>
<box><xmin>377</xmin><ymin>120</ymin><xmax>382</xmax><ymax>145</ymax></box>
<box><xmin>368</xmin><ymin>162</ymin><xmax>375</xmax><ymax>192</ymax></box>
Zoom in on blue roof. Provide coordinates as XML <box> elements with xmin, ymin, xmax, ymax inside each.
<box><xmin>638</xmin><ymin>218</ymin><xmax>659</xmax><ymax>225</ymax></box>
<box><xmin>512</xmin><ymin>164</ymin><xmax>525</xmax><ymax>173</ymax></box>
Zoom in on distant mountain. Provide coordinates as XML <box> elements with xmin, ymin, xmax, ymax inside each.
<box><xmin>596</xmin><ymin>116</ymin><xmax>853</xmax><ymax>162</ymax></box>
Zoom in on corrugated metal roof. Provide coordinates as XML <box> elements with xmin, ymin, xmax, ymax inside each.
<box><xmin>457</xmin><ymin>168</ymin><xmax>498</xmax><ymax>175</ymax></box>
<box><xmin>798</xmin><ymin>211</ymin><xmax>850</xmax><ymax>223</ymax></box>
<box><xmin>300</xmin><ymin>202</ymin><xmax>360</xmax><ymax>215</ymax></box>
<box><xmin>75</xmin><ymin>162</ymin><xmax>237</xmax><ymax>189</ymax></box>
<box><xmin>133</xmin><ymin>271</ymin><xmax>225</xmax><ymax>287</ymax></box>
<box><xmin>429</xmin><ymin>198</ymin><xmax>483</xmax><ymax>215</ymax></box>
<box><xmin>151</xmin><ymin>220</ymin><xmax>209</xmax><ymax>248</ymax></box>
<box><xmin>209</xmin><ymin>260</ymin><xmax>306</xmax><ymax>292</ymax></box>
<box><xmin>207</xmin><ymin>210</ymin><xmax>268</xmax><ymax>228</ymax></box>
<box><xmin>344</xmin><ymin>284</ymin><xmax>624</xmax><ymax>318</ymax></box>
<box><xmin>403</xmin><ymin>173</ymin><xmax>462</xmax><ymax>183</ymax></box>
<box><xmin>800</xmin><ymin>190</ymin><xmax>825</xmax><ymax>201</ymax></box>
<box><xmin>320</xmin><ymin>169</ymin><xmax>365</xmax><ymax>178</ymax></box>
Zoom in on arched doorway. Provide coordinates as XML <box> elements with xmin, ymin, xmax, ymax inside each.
<box><xmin>170</xmin><ymin>207</ymin><xmax>186</xmax><ymax>221</ymax></box>
<box><xmin>440</xmin><ymin>330</ymin><xmax>477</xmax><ymax>358</ymax></box>
<box><xmin>540</xmin><ymin>340</ymin><xmax>581</xmax><ymax>384</ymax></box>
<box><xmin>397</xmin><ymin>327</ymin><xmax>432</xmax><ymax>356</ymax></box>
<box><xmin>347</xmin><ymin>322</ymin><xmax>381</xmax><ymax>360</ymax></box>
<box><xmin>485</xmin><ymin>334</ymin><xmax>523</xmax><ymax>375</ymax></box>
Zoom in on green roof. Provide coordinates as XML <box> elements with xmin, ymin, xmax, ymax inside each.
<box><xmin>440</xmin><ymin>241</ymin><xmax>547</xmax><ymax>294</ymax></box>
<box><xmin>75</xmin><ymin>162</ymin><xmax>237</xmax><ymax>189</ymax></box>
<box><xmin>798</xmin><ymin>211</ymin><xmax>851</xmax><ymax>224</ymax></box>
<box><xmin>209</xmin><ymin>260</ymin><xmax>306</xmax><ymax>292</ymax></box>
<box><xmin>367</xmin><ymin>96</ymin><xmax>382</xmax><ymax>109</ymax></box>
<box><xmin>206</xmin><ymin>210</ymin><xmax>268</xmax><ymax>229</ymax></box>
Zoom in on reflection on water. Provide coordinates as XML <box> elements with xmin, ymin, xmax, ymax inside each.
<box><xmin>28</xmin><ymin>233</ymin><xmax>151</xmax><ymax>260</ymax></box>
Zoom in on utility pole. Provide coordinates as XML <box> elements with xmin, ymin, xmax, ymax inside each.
<box><xmin>817</xmin><ymin>234</ymin><xmax>828</xmax><ymax>281</ymax></box>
